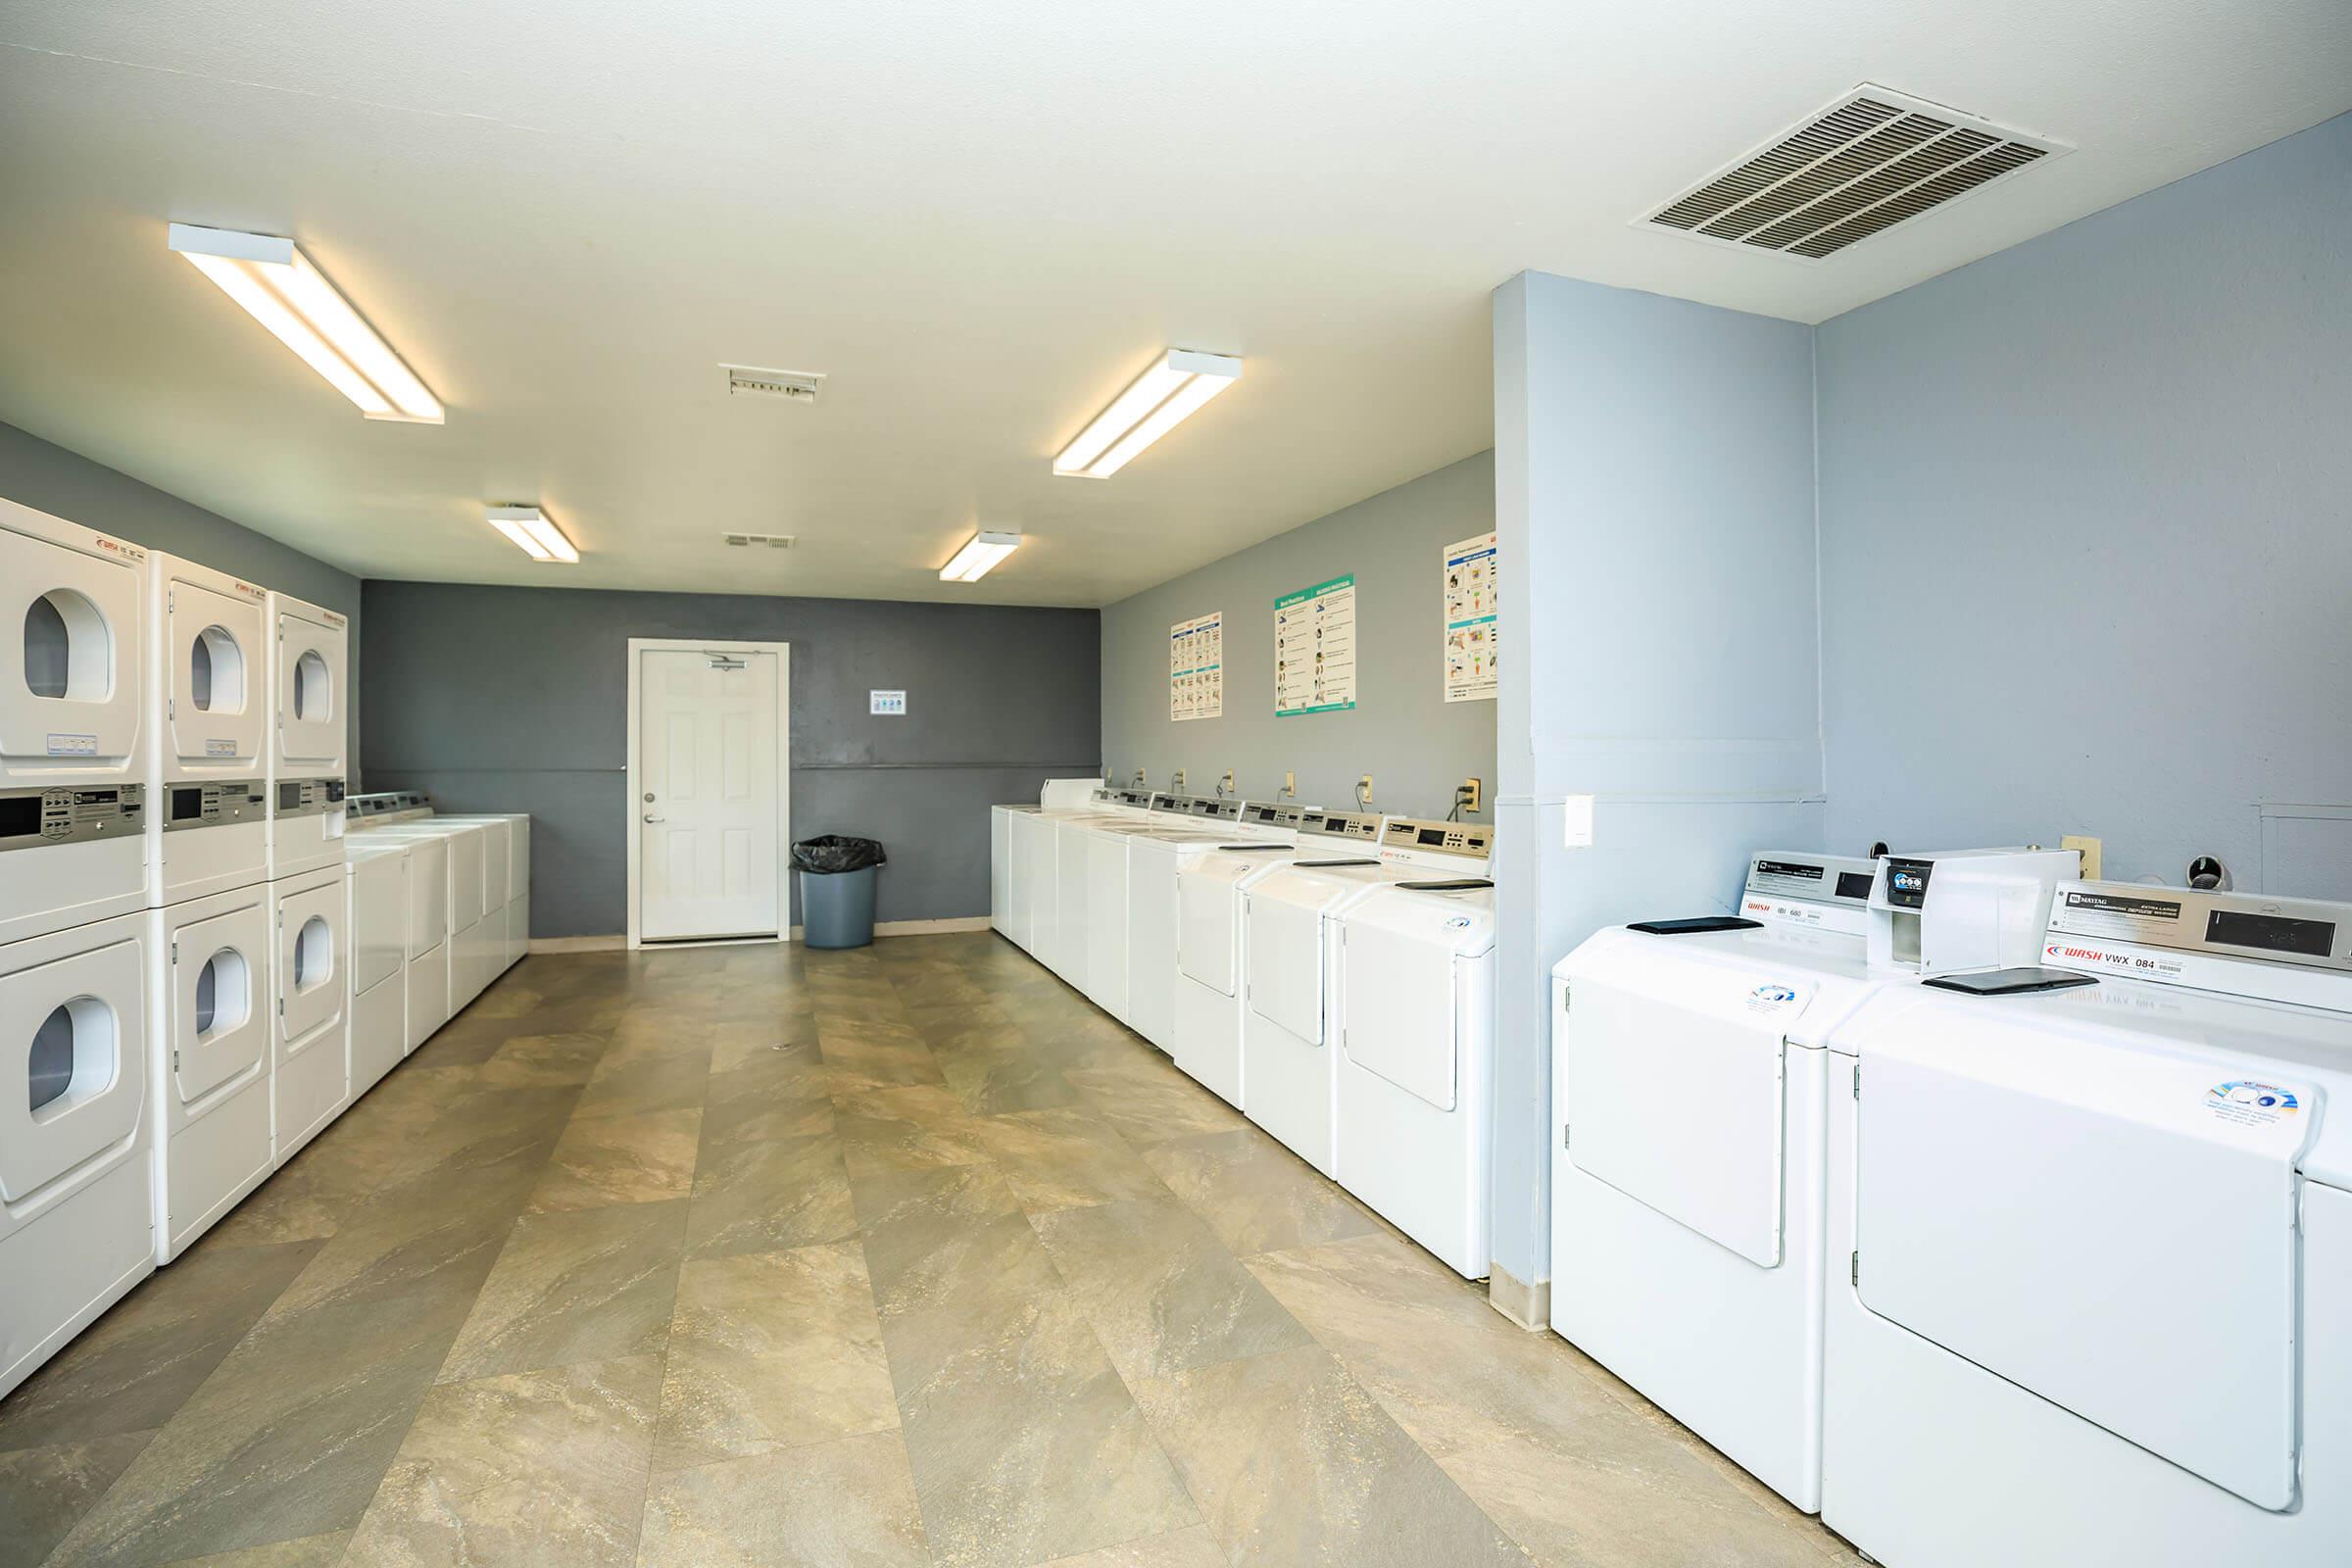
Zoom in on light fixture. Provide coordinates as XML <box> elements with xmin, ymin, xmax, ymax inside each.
<box><xmin>940</xmin><ymin>529</ymin><xmax>1020</xmax><ymax>583</ymax></box>
<box><xmin>1052</xmin><ymin>349</ymin><xmax>1241</xmax><ymax>478</ymax></box>
<box><xmin>168</xmin><ymin>223</ymin><xmax>443</xmax><ymax>423</ymax></box>
<box><xmin>486</xmin><ymin>506</ymin><xmax>579</xmax><ymax>564</ymax></box>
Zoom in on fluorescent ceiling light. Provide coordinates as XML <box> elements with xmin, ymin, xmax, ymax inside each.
<box><xmin>940</xmin><ymin>529</ymin><xmax>1020</xmax><ymax>583</ymax></box>
<box><xmin>169</xmin><ymin>222</ymin><xmax>443</xmax><ymax>423</ymax></box>
<box><xmin>1053</xmin><ymin>349</ymin><xmax>1240</xmax><ymax>478</ymax></box>
<box><xmin>487</xmin><ymin>505</ymin><xmax>579</xmax><ymax>564</ymax></box>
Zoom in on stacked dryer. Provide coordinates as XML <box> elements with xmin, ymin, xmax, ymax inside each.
<box><xmin>1</xmin><ymin>500</ymin><xmax>157</xmax><ymax>1399</ymax></box>
<box><xmin>144</xmin><ymin>552</ymin><xmax>277</xmax><ymax>1264</ymax></box>
<box><xmin>263</xmin><ymin>591</ymin><xmax>352</xmax><ymax>1167</ymax></box>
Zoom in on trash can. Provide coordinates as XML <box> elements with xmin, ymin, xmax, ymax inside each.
<box><xmin>793</xmin><ymin>836</ymin><xmax>887</xmax><ymax>949</ymax></box>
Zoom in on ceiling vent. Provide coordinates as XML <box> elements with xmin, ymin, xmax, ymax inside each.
<box><xmin>722</xmin><ymin>364</ymin><xmax>825</xmax><ymax>403</ymax></box>
<box><xmin>721</xmin><ymin>531</ymin><xmax>797</xmax><ymax>550</ymax></box>
<box><xmin>1643</xmin><ymin>85</ymin><xmax>2066</xmax><ymax>261</ymax></box>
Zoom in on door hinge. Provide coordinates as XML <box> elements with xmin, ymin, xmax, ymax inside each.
<box><xmin>171</xmin><ymin>941</ymin><xmax>178</xmax><ymax>964</ymax></box>
<box><xmin>168</xmin><ymin>697</ymin><xmax>176</xmax><ymax>720</ymax></box>
<box><xmin>172</xmin><ymin>1048</ymin><xmax>180</xmax><ymax>1071</ymax></box>
<box><xmin>1562</xmin><ymin>1123</ymin><xmax>1572</xmax><ymax>1151</ymax></box>
<box><xmin>168</xmin><ymin>588</ymin><xmax>175</xmax><ymax>612</ymax></box>
<box><xmin>1852</xmin><ymin>1066</ymin><xmax>1861</xmax><ymax>1100</ymax></box>
<box><xmin>1561</xmin><ymin>985</ymin><xmax>1571</xmax><ymax>1014</ymax></box>
<box><xmin>1851</xmin><ymin>1250</ymin><xmax>1860</xmax><ymax>1287</ymax></box>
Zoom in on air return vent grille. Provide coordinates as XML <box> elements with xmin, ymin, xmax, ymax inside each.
<box><xmin>722</xmin><ymin>364</ymin><xmax>825</xmax><ymax>403</ymax></box>
<box><xmin>721</xmin><ymin>532</ymin><xmax>796</xmax><ymax>549</ymax></box>
<box><xmin>1645</xmin><ymin>86</ymin><xmax>2065</xmax><ymax>261</ymax></box>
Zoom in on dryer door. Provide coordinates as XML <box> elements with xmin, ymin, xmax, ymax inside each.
<box><xmin>1246</xmin><ymin>885</ymin><xmax>1328</xmax><ymax>1045</ymax></box>
<box><xmin>1</xmin><ymin>511</ymin><xmax>143</xmax><ymax>782</ymax></box>
<box><xmin>171</xmin><ymin>902</ymin><xmax>269</xmax><ymax>1105</ymax></box>
<box><xmin>274</xmin><ymin>605</ymin><xmax>346</xmax><ymax>773</ymax></box>
<box><xmin>1852</xmin><ymin>991</ymin><xmax>2313</xmax><ymax>1511</ymax></box>
<box><xmin>165</xmin><ymin>575</ymin><xmax>266</xmax><ymax>773</ymax></box>
<box><xmin>277</xmin><ymin>880</ymin><xmax>347</xmax><ymax>1044</ymax></box>
<box><xmin>0</xmin><ymin>924</ymin><xmax>145</xmax><ymax>1205</ymax></box>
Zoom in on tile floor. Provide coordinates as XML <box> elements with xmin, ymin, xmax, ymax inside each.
<box><xmin>0</xmin><ymin>933</ymin><xmax>1861</xmax><ymax>1568</ymax></box>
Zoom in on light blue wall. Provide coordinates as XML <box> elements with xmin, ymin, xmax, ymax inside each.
<box><xmin>1099</xmin><ymin>454</ymin><xmax>1497</xmax><ymax>820</ymax></box>
<box><xmin>1491</xmin><ymin>271</ymin><xmax>1824</xmax><ymax>1299</ymax></box>
<box><xmin>1817</xmin><ymin>112</ymin><xmax>2352</xmax><ymax>896</ymax></box>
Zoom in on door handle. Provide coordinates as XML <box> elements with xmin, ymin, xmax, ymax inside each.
<box><xmin>642</xmin><ymin>814</ymin><xmax>665</xmax><ymax>823</ymax></box>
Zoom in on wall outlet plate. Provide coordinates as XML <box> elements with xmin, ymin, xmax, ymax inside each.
<box><xmin>1358</xmin><ymin>774</ymin><xmax>1374</xmax><ymax>806</ymax></box>
<box><xmin>1221</xmin><ymin>770</ymin><xmax>1235</xmax><ymax>795</ymax></box>
<box><xmin>1563</xmin><ymin>794</ymin><xmax>1595</xmax><ymax>848</ymax></box>
<box><xmin>2061</xmin><ymin>833</ymin><xmax>2102</xmax><ymax>880</ymax></box>
<box><xmin>1459</xmin><ymin>776</ymin><xmax>1483</xmax><ymax>813</ymax></box>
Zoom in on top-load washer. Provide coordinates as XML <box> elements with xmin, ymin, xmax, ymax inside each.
<box><xmin>1236</xmin><ymin>809</ymin><xmax>1412</xmax><ymax>1176</ymax></box>
<box><xmin>264</xmin><ymin>590</ymin><xmax>348</xmax><ymax>881</ymax></box>
<box><xmin>345</xmin><ymin>793</ymin><xmax>451</xmax><ymax>1048</ymax></box>
<box><xmin>1332</xmin><ymin>816</ymin><xmax>1498</xmax><ymax>1279</ymax></box>
<box><xmin>1066</xmin><ymin>787</ymin><xmax>1162</xmax><ymax>1018</ymax></box>
<box><xmin>1</xmin><ymin>908</ymin><xmax>154</xmax><ymax>1400</ymax></box>
<box><xmin>349</xmin><ymin>809</ymin><xmax>487</xmax><ymax>1015</ymax></box>
<box><xmin>1548</xmin><ymin>850</ymin><xmax>1886</xmax><ymax>1510</ymax></box>
<box><xmin>1013</xmin><ymin>778</ymin><xmax>1115</xmax><ymax>976</ymax></box>
<box><xmin>1172</xmin><ymin>804</ymin><xmax>1321</xmax><ymax>1107</ymax></box>
<box><xmin>145</xmin><ymin>554</ymin><xmax>270</xmax><ymax>906</ymax></box>
<box><xmin>344</xmin><ymin>837</ymin><xmax>410</xmax><ymax>1102</ymax></box>
<box><xmin>1</xmin><ymin>500</ymin><xmax>149</xmax><ymax>945</ymax></box>
<box><xmin>1824</xmin><ymin>880</ymin><xmax>2352</xmax><ymax>1568</ymax></box>
<box><xmin>1124</xmin><ymin>796</ymin><xmax>1303</xmax><ymax>1054</ymax></box>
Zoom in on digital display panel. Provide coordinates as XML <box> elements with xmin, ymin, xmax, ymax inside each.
<box><xmin>2207</xmin><ymin>909</ymin><xmax>2335</xmax><ymax>958</ymax></box>
<box><xmin>172</xmin><ymin>787</ymin><xmax>204</xmax><ymax>822</ymax></box>
<box><xmin>1416</xmin><ymin>827</ymin><xmax>1448</xmax><ymax>847</ymax></box>
<box><xmin>0</xmin><ymin>796</ymin><xmax>38</xmax><ymax>838</ymax></box>
<box><xmin>280</xmin><ymin>782</ymin><xmax>304</xmax><ymax>809</ymax></box>
<box><xmin>1836</xmin><ymin>872</ymin><xmax>1876</xmax><ymax>901</ymax></box>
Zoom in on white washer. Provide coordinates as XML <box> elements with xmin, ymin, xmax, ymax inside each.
<box><xmin>1172</xmin><ymin>804</ymin><xmax>1322</xmax><ymax>1107</ymax></box>
<box><xmin>1017</xmin><ymin>778</ymin><xmax>1111</xmax><ymax>981</ymax></box>
<box><xmin>1824</xmin><ymin>881</ymin><xmax>2352</xmax><ymax>1568</ymax></box>
<box><xmin>146</xmin><ymin>879</ymin><xmax>272</xmax><ymax>1263</ymax></box>
<box><xmin>348</xmin><ymin>794</ymin><xmax>528</xmax><ymax>999</ymax></box>
<box><xmin>345</xmin><ymin>838</ymin><xmax>410</xmax><ymax>1102</ymax></box>
<box><xmin>268</xmin><ymin>861</ymin><xmax>350</xmax><ymax>1164</ymax></box>
<box><xmin>361</xmin><ymin>818</ymin><xmax>485</xmax><ymax>1014</ymax></box>
<box><xmin>431</xmin><ymin>814</ymin><xmax>516</xmax><ymax>997</ymax></box>
<box><xmin>0</xmin><ymin>909</ymin><xmax>154</xmax><ymax>1400</ymax></box>
<box><xmin>347</xmin><ymin>796</ymin><xmax>450</xmax><ymax>1050</ymax></box>
<box><xmin>145</xmin><ymin>554</ymin><xmax>269</xmax><ymax>906</ymax></box>
<box><xmin>0</xmin><ymin>499</ymin><xmax>150</xmax><ymax>946</ymax></box>
<box><xmin>1075</xmin><ymin>787</ymin><xmax>1163</xmax><ymax>1022</ymax></box>
<box><xmin>1548</xmin><ymin>851</ymin><xmax>1884</xmax><ymax>1510</ymax></box>
<box><xmin>1333</xmin><ymin>816</ymin><xmax>1498</xmax><ymax>1279</ymax></box>
<box><xmin>1236</xmin><ymin>809</ymin><xmax>1393</xmax><ymax>1172</ymax></box>
<box><xmin>264</xmin><ymin>591</ymin><xmax>348</xmax><ymax>881</ymax></box>
<box><xmin>1124</xmin><ymin>796</ymin><xmax>1301</xmax><ymax>1054</ymax></box>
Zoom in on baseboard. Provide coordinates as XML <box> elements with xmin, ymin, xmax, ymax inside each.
<box><xmin>1486</xmin><ymin>1264</ymin><xmax>1550</xmax><ymax>1332</ymax></box>
<box><xmin>528</xmin><ymin>934</ymin><xmax>627</xmax><ymax>954</ymax></box>
<box><xmin>786</xmin><ymin>916</ymin><xmax>993</xmax><ymax>941</ymax></box>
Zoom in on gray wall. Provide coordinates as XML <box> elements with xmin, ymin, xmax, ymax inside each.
<box><xmin>361</xmin><ymin>580</ymin><xmax>1100</xmax><ymax>937</ymax></box>
<box><xmin>1490</xmin><ymin>271</ymin><xmax>1824</xmax><ymax>1298</ymax></box>
<box><xmin>1098</xmin><ymin>453</ymin><xmax>1497</xmax><ymax>821</ymax></box>
<box><xmin>1</xmin><ymin>418</ymin><xmax>366</xmax><ymax>773</ymax></box>
<box><xmin>1817</xmin><ymin>111</ymin><xmax>2352</xmax><ymax>896</ymax></box>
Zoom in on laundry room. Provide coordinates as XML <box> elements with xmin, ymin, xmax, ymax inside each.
<box><xmin>3</xmin><ymin>9</ymin><xmax>2350</xmax><ymax>1568</ymax></box>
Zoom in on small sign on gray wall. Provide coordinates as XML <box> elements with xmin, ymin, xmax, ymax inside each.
<box><xmin>869</xmin><ymin>689</ymin><xmax>907</xmax><ymax>715</ymax></box>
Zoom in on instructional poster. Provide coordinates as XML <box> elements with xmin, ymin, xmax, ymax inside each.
<box><xmin>1443</xmin><ymin>530</ymin><xmax>1498</xmax><ymax>703</ymax></box>
<box><xmin>1169</xmin><ymin>612</ymin><xmax>1223</xmax><ymax>721</ymax></box>
<box><xmin>1273</xmin><ymin>574</ymin><xmax>1357</xmax><ymax>716</ymax></box>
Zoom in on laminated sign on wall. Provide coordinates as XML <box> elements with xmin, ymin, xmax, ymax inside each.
<box><xmin>1274</xmin><ymin>574</ymin><xmax>1357</xmax><ymax>716</ymax></box>
<box><xmin>1170</xmin><ymin>612</ymin><xmax>1223</xmax><ymax>721</ymax></box>
<box><xmin>1443</xmin><ymin>530</ymin><xmax>1497</xmax><ymax>703</ymax></box>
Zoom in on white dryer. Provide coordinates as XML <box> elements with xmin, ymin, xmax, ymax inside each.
<box><xmin>1125</xmin><ymin>796</ymin><xmax>1300</xmax><ymax>1054</ymax></box>
<box><xmin>145</xmin><ymin>554</ymin><xmax>270</xmax><ymax>906</ymax></box>
<box><xmin>0</xmin><ymin>500</ymin><xmax>150</xmax><ymax>946</ymax></box>
<box><xmin>1333</xmin><ymin>816</ymin><xmax>1498</xmax><ymax>1279</ymax></box>
<box><xmin>1824</xmin><ymin>881</ymin><xmax>2352</xmax><ymax>1568</ymax></box>
<box><xmin>1236</xmin><ymin>809</ymin><xmax>1412</xmax><ymax>1176</ymax></box>
<box><xmin>145</xmin><ymin>879</ymin><xmax>273</xmax><ymax>1263</ymax></box>
<box><xmin>268</xmin><ymin>861</ymin><xmax>350</xmax><ymax>1164</ymax></box>
<box><xmin>0</xmin><ymin>909</ymin><xmax>154</xmax><ymax>1400</ymax></box>
<box><xmin>264</xmin><ymin>590</ymin><xmax>348</xmax><ymax>880</ymax></box>
<box><xmin>345</xmin><ymin>838</ymin><xmax>410</xmax><ymax>1102</ymax></box>
<box><xmin>1548</xmin><ymin>851</ymin><xmax>1884</xmax><ymax>1510</ymax></box>
<box><xmin>1172</xmin><ymin>804</ymin><xmax>1321</xmax><ymax>1107</ymax></box>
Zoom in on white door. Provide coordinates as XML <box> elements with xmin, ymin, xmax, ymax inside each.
<box><xmin>271</xmin><ymin>597</ymin><xmax>347</xmax><ymax>775</ymax></box>
<box><xmin>637</xmin><ymin>646</ymin><xmax>783</xmax><ymax>942</ymax></box>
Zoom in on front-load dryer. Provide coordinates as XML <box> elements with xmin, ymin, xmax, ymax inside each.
<box><xmin>264</xmin><ymin>591</ymin><xmax>348</xmax><ymax>880</ymax></box>
<box><xmin>0</xmin><ymin>500</ymin><xmax>150</xmax><ymax>946</ymax></box>
<box><xmin>345</xmin><ymin>838</ymin><xmax>410</xmax><ymax>1102</ymax></box>
<box><xmin>1235</xmin><ymin>808</ymin><xmax>1401</xmax><ymax>1174</ymax></box>
<box><xmin>0</xmin><ymin>909</ymin><xmax>155</xmax><ymax>1400</ymax></box>
<box><xmin>145</xmin><ymin>554</ymin><xmax>269</xmax><ymax>906</ymax></box>
<box><xmin>1549</xmin><ymin>851</ymin><xmax>1884</xmax><ymax>1511</ymax></box>
<box><xmin>1172</xmin><ymin>803</ymin><xmax>1322</xmax><ymax>1107</ymax></box>
<box><xmin>1824</xmin><ymin>881</ymin><xmax>2352</xmax><ymax>1568</ymax></box>
<box><xmin>146</xmin><ymin>880</ymin><xmax>273</xmax><ymax>1262</ymax></box>
<box><xmin>1333</xmin><ymin>816</ymin><xmax>1498</xmax><ymax>1279</ymax></box>
<box><xmin>268</xmin><ymin>861</ymin><xmax>350</xmax><ymax>1164</ymax></box>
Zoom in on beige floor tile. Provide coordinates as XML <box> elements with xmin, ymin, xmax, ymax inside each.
<box><xmin>974</xmin><ymin>1106</ymin><xmax>1171</xmax><ymax>1216</ymax></box>
<box><xmin>1140</xmin><ymin>1128</ymin><xmax>1380</xmax><ymax>1257</ymax></box>
<box><xmin>1034</xmin><ymin>1526</ymin><xmax>1231</xmax><ymax>1567</ymax></box>
<box><xmin>0</xmin><ymin>1430</ymin><xmax>157</xmax><ymax>1568</ymax></box>
<box><xmin>635</xmin><ymin>1430</ymin><xmax>928</xmax><ymax>1568</ymax></box>
<box><xmin>527</xmin><ymin>1107</ymin><xmax>704</xmax><ymax>1212</ymax></box>
<box><xmin>440</xmin><ymin>1201</ymin><xmax>689</xmax><ymax>1382</ymax></box>
<box><xmin>684</xmin><ymin>1133</ymin><xmax>858</xmax><ymax>1257</ymax></box>
<box><xmin>158</xmin><ymin>1530</ymin><xmax>354</xmax><ymax>1567</ymax></box>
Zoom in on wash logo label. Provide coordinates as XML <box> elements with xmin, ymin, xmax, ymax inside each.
<box><xmin>1746</xmin><ymin>982</ymin><xmax>1799</xmax><ymax>1013</ymax></box>
<box><xmin>2207</xmin><ymin>1080</ymin><xmax>2300</xmax><ymax>1128</ymax></box>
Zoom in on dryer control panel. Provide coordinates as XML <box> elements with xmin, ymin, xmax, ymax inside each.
<box><xmin>274</xmin><ymin>777</ymin><xmax>347</xmax><ymax>819</ymax></box>
<box><xmin>2047</xmin><ymin>884</ymin><xmax>2352</xmax><ymax>974</ymax></box>
<box><xmin>164</xmin><ymin>781</ymin><xmax>266</xmax><ymax>833</ymax></box>
<box><xmin>0</xmin><ymin>784</ymin><xmax>144</xmax><ymax>854</ymax></box>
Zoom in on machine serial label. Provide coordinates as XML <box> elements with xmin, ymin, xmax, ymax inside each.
<box><xmin>47</xmin><ymin>733</ymin><xmax>98</xmax><ymax>756</ymax></box>
<box><xmin>2051</xmin><ymin>890</ymin><xmax>2186</xmax><ymax>945</ymax></box>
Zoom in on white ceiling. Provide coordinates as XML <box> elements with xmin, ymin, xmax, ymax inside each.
<box><xmin>2</xmin><ymin>2</ymin><xmax>2345</xmax><ymax>607</ymax></box>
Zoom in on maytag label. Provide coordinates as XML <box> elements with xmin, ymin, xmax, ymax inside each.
<box><xmin>47</xmin><ymin>733</ymin><xmax>98</xmax><ymax>757</ymax></box>
<box><xmin>206</xmin><ymin>738</ymin><xmax>240</xmax><ymax>758</ymax></box>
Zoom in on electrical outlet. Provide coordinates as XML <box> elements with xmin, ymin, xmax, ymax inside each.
<box><xmin>1221</xmin><ymin>769</ymin><xmax>1235</xmax><ymax>796</ymax></box>
<box><xmin>2062</xmin><ymin>834</ymin><xmax>2103</xmax><ymax>880</ymax></box>
<box><xmin>1357</xmin><ymin>774</ymin><xmax>1374</xmax><ymax>807</ymax></box>
<box><xmin>1284</xmin><ymin>771</ymin><xmax>1296</xmax><ymax>798</ymax></box>
<box><xmin>1173</xmin><ymin>768</ymin><xmax>1186</xmax><ymax>792</ymax></box>
<box><xmin>1458</xmin><ymin>777</ymin><xmax>1483</xmax><ymax>813</ymax></box>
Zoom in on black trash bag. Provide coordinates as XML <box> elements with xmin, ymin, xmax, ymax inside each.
<box><xmin>792</xmin><ymin>835</ymin><xmax>888</xmax><ymax>874</ymax></box>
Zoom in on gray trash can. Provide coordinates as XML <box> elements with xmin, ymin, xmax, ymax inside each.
<box><xmin>793</xmin><ymin>836</ymin><xmax>887</xmax><ymax>949</ymax></box>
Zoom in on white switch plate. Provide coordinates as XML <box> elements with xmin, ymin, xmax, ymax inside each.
<box><xmin>1562</xmin><ymin>794</ymin><xmax>1595</xmax><ymax>848</ymax></box>
<box><xmin>869</xmin><ymin>690</ymin><xmax>906</xmax><ymax>715</ymax></box>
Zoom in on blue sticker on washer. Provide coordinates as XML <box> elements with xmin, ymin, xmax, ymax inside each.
<box><xmin>1746</xmin><ymin>982</ymin><xmax>1799</xmax><ymax>1013</ymax></box>
<box><xmin>2208</xmin><ymin>1080</ymin><xmax>2300</xmax><ymax>1128</ymax></box>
